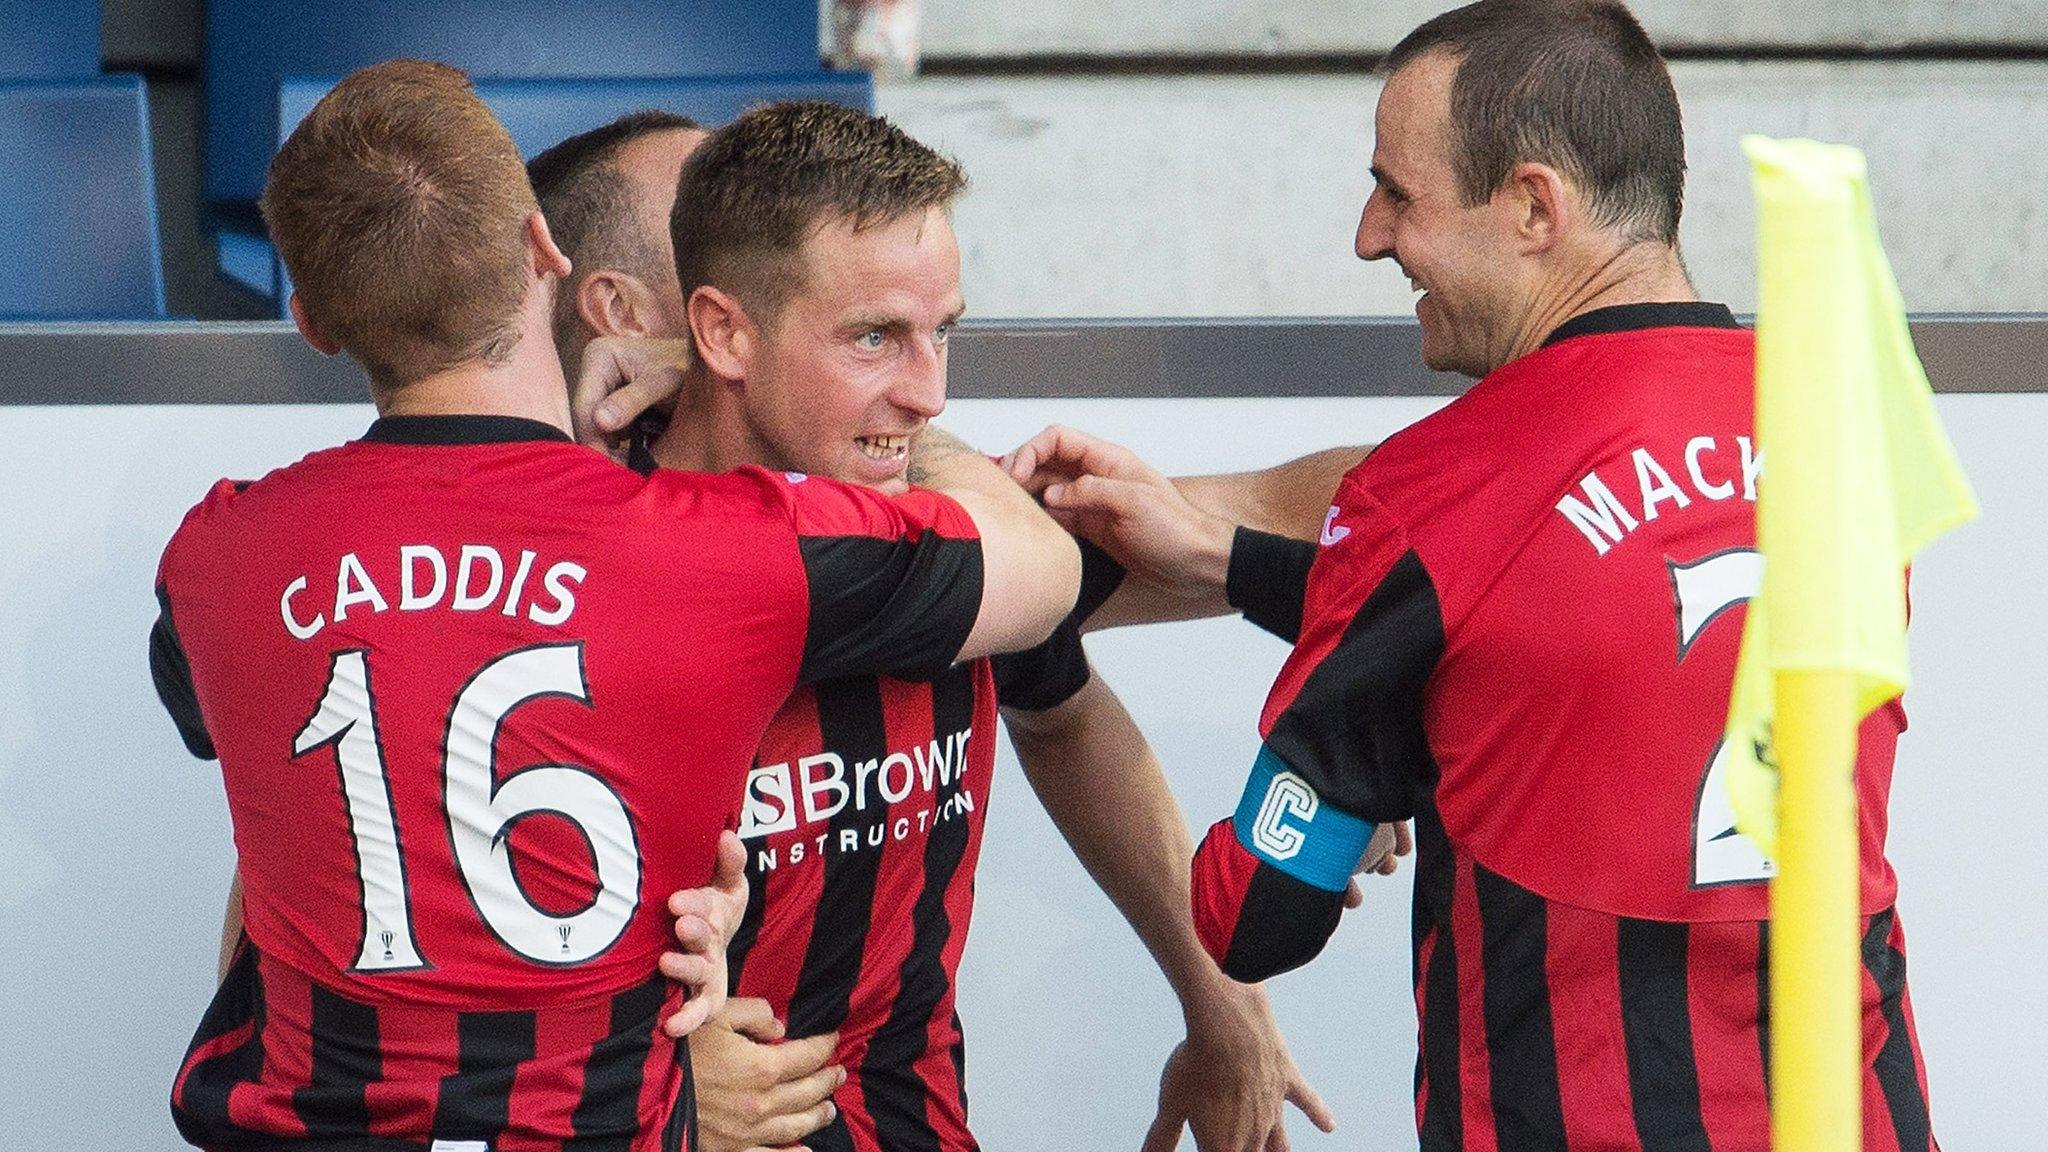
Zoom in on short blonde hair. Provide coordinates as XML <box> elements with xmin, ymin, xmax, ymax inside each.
<box><xmin>261</xmin><ymin>60</ymin><xmax>539</xmax><ymax>387</ymax></box>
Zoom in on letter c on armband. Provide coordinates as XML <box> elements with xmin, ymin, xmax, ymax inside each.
<box><xmin>1232</xmin><ymin>745</ymin><xmax>1374</xmax><ymax>892</ymax></box>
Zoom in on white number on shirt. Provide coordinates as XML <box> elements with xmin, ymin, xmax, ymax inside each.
<box><xmin>292</xmin><ymin>643</ymin><xmax>640</xmax><ymax>971</ymax></box>
<box><xmin>1670</xmin><ymin>548</ymin><xmax>1776</xmax><ymax>887</ymax></box>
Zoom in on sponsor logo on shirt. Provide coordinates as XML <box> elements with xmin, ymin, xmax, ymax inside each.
<box><xmin>737</xmin><ymin>727</ymin><xmax>976</xmax><ymax>871</ymax></box>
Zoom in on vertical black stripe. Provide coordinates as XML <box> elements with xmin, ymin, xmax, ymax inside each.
<box><xmin>787</xmin><ymin>676</ymin><xmax>892</xmax><ymax>1037</ymax></box>
<box><xmin>864</xmin><ymin>665</ymin><xmax>979</xmax><ymax>1152</ymax></box>
<box><xmin>292</xmin><ymin>984</ymin><xmax>381</xmax><ymax>1137</ymax></box>
<box><xmin>1863</xmin><ymin>909</ymin><xmax>1934</xmax><ymax>1152</ymax></box>
<box><xmin>727</xmin><ymin>760</ymin><xmax>772</xmax><ymax>993</ymax></box>
<box><xmin>171</xmin><ymin>940</ymin><xmax>266</xmax><ymax>1144</ymax></box>
<box><xmin>1413</xmin><ymin>802</ymin><xmax>1462</xmax><ymax>1152</ymax></box>
<box><xmin>1617</xmin><ymin>918</ymin><xmax>1712</xmax><ymax>1151</ymax></box>
<box><xmin>1756</xmin><ymin>920</ymin><xmax>1773</xmax><ymax>1102</ymax></box>
<box><xmin>1473</xmin><ymin>865</ymin><xmax>1567</xmax><ymax>1152</ymax></box>
<box><xmin>661</xmin><ymin>1034</ymin><xmax>695</xmax><ymax>1152</ymax></box>
<box><xmin>570</xmin><ymin>974</ymin><xmax>669</xmax><ymax>1147</ymax></box>
<box><xmin>431</xmin><ymin>1009</ymin><xmax>536</xmax><ymax>1137</ymax></box>
<box><xmin>949</xmin><ymin>1011</ymin><xmax>970</xmax><ymax>1118</ymax></box>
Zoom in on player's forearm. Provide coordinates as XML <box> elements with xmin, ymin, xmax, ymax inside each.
<box><xmin>1174</xmin><ymin>445</ymin><xmax>1374</xmax><ymax>543</ymax></box>
<box><xmin>912</xmin><ymin>428</ymin><xmax>1081</xmax><ymax>658</ymax></box>
<box><xmin>1082</xmin><ymin>445</ymin><xmax>1369</xmax><ymax>632</ymax></box>
<box><xmin>1004</xmin><ymin>675</ymin><xmax>1227</xmax><ymax>1006</ymax></box>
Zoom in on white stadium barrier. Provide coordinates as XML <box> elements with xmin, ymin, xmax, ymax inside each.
<box><xmin>0</xmin><ymin>321</ymin><xmax>2040</xmax><ymax>1147</ymax></box>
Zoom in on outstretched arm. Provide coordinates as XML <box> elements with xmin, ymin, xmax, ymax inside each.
<box><xmin>1004</xmin><ymin>426</ymin><xmax>1368</xmax><ymax>631</ymax></box>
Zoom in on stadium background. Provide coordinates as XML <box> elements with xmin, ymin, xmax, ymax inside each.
<box><xmin>1</xmin><ymin>1</ymin><xmax>2044</xmax><ymax>1147</ymax></box>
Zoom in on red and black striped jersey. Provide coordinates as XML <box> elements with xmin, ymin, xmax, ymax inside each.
<box><xmin>151</xmin><ymin>414</ymin><xmax>987</xmax><ymax>1151</ymax></box>
<box><xmin>1192</xmin><ymin>304</ymin><xmax>1937</xmax><ymax>1150</ymax></box>
<box><xmin>721</xmin><ymin>559</ymin><xmax>1104</xmax><ymax>1152</ymax></box>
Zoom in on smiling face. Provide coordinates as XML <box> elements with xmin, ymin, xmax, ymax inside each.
<box><xmin>732</xmin><ymin>205</ymin><xmax>963</xmax><ymax>494</ymax></box>
<box><xmin>1354</xmin><ymin>51</ymin><xmax>1533</xmax><ymax>379</ymax></box>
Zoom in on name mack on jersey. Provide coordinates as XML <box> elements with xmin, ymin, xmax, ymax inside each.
<box><xmin>1555</xmin><ymin>434</ymin><xmax>1761</xmax><ymax>557</ymax></box>
<box><xmin>280</xmin><ymin>543</ymin><xmax>587</xmax><ymax>640</ymax></box>
<box><xmin>740</xmin><ymin>725</ymin><xmax>976</xmax><ymax>872</ymax></box>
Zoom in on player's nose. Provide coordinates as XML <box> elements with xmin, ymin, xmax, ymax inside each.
<box><xmin>1356</xmin><ymin>189</ymin><xmax>1396</xmax><ymax>262</ymax></box>
<box><xmin>890</xmin><ymin>339</ymin><xmax>947</xmax><ymax>419</ymax></box>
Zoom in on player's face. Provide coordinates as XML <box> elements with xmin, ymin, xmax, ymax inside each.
<box><xmin>739</xmin><ymin>206</ymin><xmax>964</xmax><ymax>494</ymax></box>
<box><xmin>1354</xmin><ymin>52</ymin><xmax>1529</xmax><ymax>378</ymax></box>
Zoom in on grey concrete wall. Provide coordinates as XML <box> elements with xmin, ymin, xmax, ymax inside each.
<box><xmin>920</xmin><ymin>0</ymin><xmax>2048</xmax><ymax>55</ymax></box>
<box><xmin>877</xmin><ymin>61</ymin><xmax>2048</xmax><ymax>318</ymax></box>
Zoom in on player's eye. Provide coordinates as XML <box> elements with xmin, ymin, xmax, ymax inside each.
<box><xmin>933</xmin><ymin>322</ymin><xmax>955</xmax><ymax>345</ymax></box>
<box><xmin>855</xmin><ymin>328</ymin><xmax>887</xmax><ymax>351</ymax></box>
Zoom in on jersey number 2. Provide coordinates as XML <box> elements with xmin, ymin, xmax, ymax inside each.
<box><xmin>1671</xmin><ymin>548</ymin><xmax>1775</xmax><ymax>887</ymax></box>
<box><xmin>293</xmin><ymin>644</ymin><xmax>641</xmax><ymax>972</ymax></box>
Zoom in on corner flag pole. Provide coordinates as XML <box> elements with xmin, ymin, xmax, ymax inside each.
<box><xmin>1771</xmin><ymin>672</ymin><xmax>1861</xmax><ymax>1151</ymax></box>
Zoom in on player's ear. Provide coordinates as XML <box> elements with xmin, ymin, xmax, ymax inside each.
<box><xmin>1505</xmin><ymin>161</ymin><xmax>1570</xmax><ymax>254</ymax></box>
<box><xmin>578</xmin><ymin>270</ymin><xmax>658</xmax><ymax>340</ymax></box>
<box><xmin>288</xmin><ymin>292</ymin><xmax>341</xmax><ymax>356</ymax></box>
<box><xmin>686</xmin><ymin>284</ymin><xmax>753</xmax><ymax>382</ymax></box>
<box><xmin>527</xmin><ymin>210</ymin><xmax>573</xmax><ymax>280</ymax></box>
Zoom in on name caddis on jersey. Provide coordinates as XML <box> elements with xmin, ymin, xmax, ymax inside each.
<box><xmin>279</xmin><ymin>542</ymin><xmax>589</xmax><ymax>638</ymax></box>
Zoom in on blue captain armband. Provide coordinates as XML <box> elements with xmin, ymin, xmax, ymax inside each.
<box><xmin>1231</xmin><ymin>745</ymin><xmax>1375</xmax><ymax>892</ymax></box>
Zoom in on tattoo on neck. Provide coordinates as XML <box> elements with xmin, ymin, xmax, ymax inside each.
<box><xmin>906</xmin><ymin>427</ymin><xmax>971</xmax><ymax>486</ymax></box>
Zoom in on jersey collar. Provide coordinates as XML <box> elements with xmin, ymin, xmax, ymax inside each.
<box><xmin>361</xmin><ymin>415</ymin><xmax>574</xmax><ymax>445</ymax></box>
<box><xmin>1541</xmin><ymin>301</ymin><xmax>1742</xmax><ymax>349</ymax></box>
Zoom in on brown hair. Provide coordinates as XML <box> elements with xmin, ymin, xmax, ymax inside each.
<box><xmin>1384</xmin><ymin>0</ymin><xmax>1686</xmax><ymax>244</ymax></box>
<box><xmin>670</xmin><ymin>100</ymin><xmax>965</xmax><ymax>326</ymax></box>
<box><xmin>260</xmin><ymin>60</ymin><xmax>540</xmax><ymax>388</ymax></box>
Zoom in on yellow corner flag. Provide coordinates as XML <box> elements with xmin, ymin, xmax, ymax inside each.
<box><xmin>1728</xmin><ymin>136</ymin><xmax>1977</xmax><ymax>1151</ymax></box>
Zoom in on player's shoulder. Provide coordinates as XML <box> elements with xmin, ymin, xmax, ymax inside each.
<box><xmin>161</xmin><ymin>442</ymin><xmax>345</xmax><ymax>559</ymax></box>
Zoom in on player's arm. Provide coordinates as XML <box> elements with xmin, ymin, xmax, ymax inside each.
<box><xmin>1003</xmin><ymin>426</ymin><xmax>1365</xmax><ymax>635</ymax></box>
<box><xmin>908</xmin><ymin>427</ymin><xmax>1082</xmax><ymax>661</ymax></box>
<box><xmin>784</xmin><ymin>428</ymin><xmax>1079</xmax><ymax>686</ymax></box>
<box><xmin>1193</xmin><ymin>488</ymin><xmax>1438</xmax><ymax>982</ymax></box>
<box><xmin>154</xmin><ymin>577</ymin><xmax>246</xmax><ymax>985</ymax></box>
<box><xmin>997</xmin><ymin>659</ymin><xmax>1334</xmax><ymax>1152</ymax></box>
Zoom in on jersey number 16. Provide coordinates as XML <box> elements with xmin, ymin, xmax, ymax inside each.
<box><xmin>292</xmin><ymin>643</ymin><xmax>642</xmax><ymax>972</ymax></box>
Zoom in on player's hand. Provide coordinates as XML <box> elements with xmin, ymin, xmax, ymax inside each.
<box><xmin>1341</xmin><ymin>821</ymin><xmax>1413</xmax><ymax>908</ymax></box>
<box><xmin>659</xmin><ymin>830</ymin><xmax>749</xmax><ymax>1038</ymax></box>
<box><xmin>692</xmin><ymin>997</ymin><xmax>845</xmax><ymax>1152</ymax></box>
<box><xmin>1140</xmin><ymin>983</ymin><xmax>1334</xmax><ymax>1152</ymax></box>
<box><xmin>1003</xmin><ymin>425</ymin><xmax>1236</xmax><ymax>600</ymax></box>
<box><xmin>571</xmin><ymin>335</ymin><xmax>694</xmax><ymax>459</ymax></box>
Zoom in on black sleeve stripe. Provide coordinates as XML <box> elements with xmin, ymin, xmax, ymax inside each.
<box><xmin>1225</xmin><ymin>527</ymin><xmax>1317</xmax><ymax>643</ymax></box>
<box><xmin>1072</xmin><ymin>538</ymin><xmax>1126</xmax><ymax>627</ymax></box>
<box><xmin>989</xmin><ymin>618</ymin><xmax>1091</xmax><ymax>713</ymax></box>
<box><xmin>1263</xmin><ymin>547</ymin><xmax>1444</xmax><ymax>824</ymax></box>
<box><xmin>1220</xmin><ymin>861</ymin><xmax>1346</xmax><ymax>982</ymax></box>
<box><xmin>798</xmin><ymin>531</ymin><xmax>984</xmax><ymax>684</ymax></box>
<box><xmin>150</xmin><ymin>584</ymin><xmax>217</xmax><ymax>761</ymax></box>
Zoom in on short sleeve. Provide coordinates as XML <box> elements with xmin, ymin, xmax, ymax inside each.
<box><xmin>1256</xmin><ymin>482</ymin><xmax>1446</xmax><ymax>825</ymax></box>
<box><xmin>989</xmin><ymin>539</ymin><xmax>1126</xmax><ymax>711</ymax></box>
<box><xmin>150</xmin><ymin>583</ymin><xmax>216</xmax><ymax>761</ymax></box>
<box><xmin>776</xmin><ymin>470</ymin><xmax>987</xmax><ymax>684</ymax></box>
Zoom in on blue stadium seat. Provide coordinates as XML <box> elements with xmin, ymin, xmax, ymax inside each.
<box><xmin>239</xmin><ymin>72</ymin><xmax>875</xmax><ymax>313</ymax></box>
<box><xmin>0</xmin><ymin>0</ymin><xmax>99</xmax><ymax>80</ymax></box>
<box><xmin>205</xmin><ymin>0</ymin><xmax>827</xmax><ymax>214</ymax></box>
<box><xmin>0</xmin><ymin>77</ymin><xmax>166</xmax><ymax>320</ymax></box>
